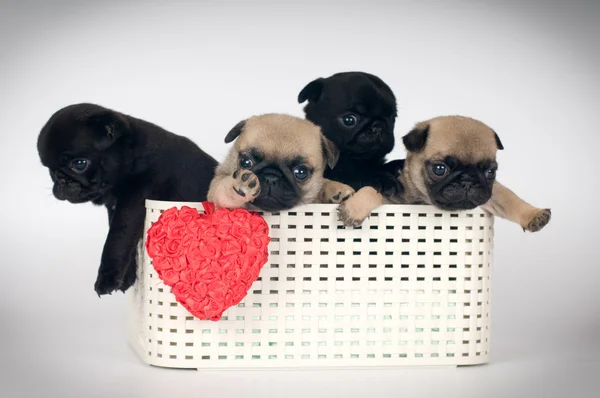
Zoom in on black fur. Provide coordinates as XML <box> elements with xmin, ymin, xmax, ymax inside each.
<box><xmin>299</xmin><ymin>71</ymin><xmax>401</xmax><ymax>196</ymax></box>
<box><xmin>492</xmin><ymin>130</ymin><xmax>504</xmax><ymax>150</ymax></box>
<box><xmin>225</xmin><ymin>120</ymin><xmax>246</xmax><ymax>143</ymax></box>
<box><xmin>37</xmin><ymin>103</ymin><xmax>218</xmax><ymax>296</ymax></box>
<box><xmin>402</xmin><ymin>125</ymin><xmax>430</xmax><ymax>152</ymax></box>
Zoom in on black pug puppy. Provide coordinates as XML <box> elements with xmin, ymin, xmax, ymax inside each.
<box><xmin>37</xmin><ymin>103</ymin><xmax>217</xmax><ymax>296</ymax></box>
<box><xmin>298</xmin><ymin>71</ymin><xmax>404</xmax><ymax>199</ymax></box>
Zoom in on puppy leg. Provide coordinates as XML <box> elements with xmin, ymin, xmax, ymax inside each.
<box><xmin>207</xmin><ymin>169</ymin><xmax>261</xmax><ymax>209</ymax></box>
<box><xmin>95</xmin><ymin>193</ymin><xmax>146</xmax><ymax>295</ymax></box>
<box><xmin>337</xmin><ymin>186</ymin><xmax>383</xmax><ymax>227</ymax></box>
<box><xmin>481</xmin><ymin>181</ymin><xmax>551</xmax><ymax>232</ymax></box>
<box><xmin>121</xmin><ymin>244</ymin><xmax>139</xmax><ymax>292</ymax></box>
<box><xmin>377</xmin><ymin>159</ymin><xmax>406</xmax><ymax>197</ymax></box>
<box><xmin>106</xmin><ymin>205</ymin><xmax>115</xmax><ymax>226</ymax></box>
<box><xmin>381</xmin><ymin>159</ymin><xmax>405</xmax><ymax>175</ymax></box>
<box><xmin>371</xmin><ymin>171</ymin><xmax>404</xmax><ymax>197</ymax></box>
<box><xmin>319</xmin><ymin>178</ymin><xmax>355</xmax><ymax>204</ymax></box>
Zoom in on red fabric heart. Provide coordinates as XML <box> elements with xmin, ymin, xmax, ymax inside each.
<box><xmin>145</xmin><ymin>202</ymin><xmax>270</xmax><ymax>321</ymax></box>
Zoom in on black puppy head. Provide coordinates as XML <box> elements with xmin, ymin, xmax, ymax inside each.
<box><xmin>37</xmin><ymin>103</ymin><xmax>131</xmax><ymax>204</ymax></box>
<box><xmin>224</xmin><ymin>114</ymin><xmax>336</xmax><ymax>212</ymax></box>
<box><xmin>402</xmin><ymin>116</ymin><xmax>504</xmax><ymax>211</ymax></box>
<box><xmin>298</xmin><ymin>71</ymin><xmax>397</xmax><ymax>161</ymax></box>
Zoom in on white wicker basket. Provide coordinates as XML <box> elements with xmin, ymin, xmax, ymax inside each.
<box><xmin>128</xmin><ymin>200</ymin><xmax>494</xmax><ymax>369</ymax></box>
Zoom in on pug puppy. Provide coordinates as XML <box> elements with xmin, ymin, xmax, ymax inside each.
<box><xmin>298</xmin><ymin>71</ymin><xmax>404</xmax><ymax>225</ymax></box>
<box><xmin>343</xmin><ymin>115</ymin><xmax>551</xmax><ymax>231</ymax></box>
<box><xmin>207</xmin><ymin>114</ymin><xmax>343</xmax><ymax>211</ymax></box>
<box><xmin>37</xmin><ymin>103</ymin><xmax>218</xmax><ymax>295</ymax></box>
<box><xmin>298</xmin><ymin>72</ymin><xmax>402</xmax><ymax>194</ymax></box>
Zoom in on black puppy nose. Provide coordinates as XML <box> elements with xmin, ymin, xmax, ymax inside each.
<box><xmin>261</xmin><ymin>167</ymin><xmax>283</xmax><ymax>184</ymax></box>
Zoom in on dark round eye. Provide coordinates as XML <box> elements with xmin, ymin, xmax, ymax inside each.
<box><xmin>341</xmin><ymin>114</ymin><xmax>358</xmax><ymax>127</ymax></box>
<box><xmin>293</xmin><ymin>165</ymin><xmax>309</xmax><ymax>181</ymax></box>
<box><xmin>432</xmin><ymin>163</ymin><xmax>447</xmax><ymax>176</ymax></box>
<box><xmin>239</xmin><ymin>156</ymin><xmax>253</xmax><ymax>169</ymax></box>
<box><xmin>485</xmin><ymin>168</ymin><xmax>496</xmax><ymax>180</ymax></box>
<box><xmin>70</xmin><ymin>158</ymin><xmax>89</xmax><ymax>173</ymax></box>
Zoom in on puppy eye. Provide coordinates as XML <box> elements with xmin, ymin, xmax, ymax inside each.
<box><xmin>293</xmin><ymin>165</ymin><xmax>309</xmax><ymax>181</ymax></box>
<box><xmin>485</xmin><ymin>168</ymin><xmax>496</xmax><ymax>180</ymax></box>
<box><xmin>239</xmin><ymin>156</ymin><xmax>253</xmax><ymax>169</ymax></box>
<box><xmin>70</xmin><ymin>158</ymin><xmax>90</xmax><ymax>173</ymax></box>
<box><xmin>432</xmin><ymin>163</ymin><xmax>447</xmax><ymax>176</ymax></box>
<box><xmin>341</xmin><ymin>114</ymin><xmax>358</xmax><ymax>127</ymax></box>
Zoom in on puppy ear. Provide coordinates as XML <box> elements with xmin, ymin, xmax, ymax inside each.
<box><xmin>84</xmin><ymin>110</ymin><xmax>129</xmax><ymax>151</ymax></box>
<box><xmin>225</xmin><ymin>120</ymin><xmax>246</xmax><ymax>143</ymax></box>
<box><xmin>298</xmin><ymin>78</ymin><xmax>324</xmax><ymax>103</ymax></box>
<box><xmin>492</xmin><ymin>130</ymin><xmax>504</xmax><ymax>150</ymax></box>
<box><xmin>402</xmin><ymin>124</ymin><xmax>430</xmax><ymax>152</ymax></box>
<box><xmin>321</xmin><ymin>136</ymin><xmax>340</xmax><ymax>169</ymax></box>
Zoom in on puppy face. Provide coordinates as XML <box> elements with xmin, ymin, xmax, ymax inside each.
<box><xmin>402</xmin><ymin>116</ymin><xmax>504</xmax><ymax>210</ymax></box>
<box><xmin>37</xmin><ymin>104</ymin><xmax>129</xmax><ymax>204</ymax></box>
<box><xmin>298</xmin><ymin>72</ymin><xmax>397</xmax><ymax>160</ymax></box>
<box><xmin>220</xmin><ymin>114</ymin><xmax>337</xmax><ymax>212</ymax></box>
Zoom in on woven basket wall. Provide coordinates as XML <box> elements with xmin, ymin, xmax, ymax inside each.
<box><xmin>128</xmin><ymin>200</ymin><xmax>494</xmax><ymax>369</ymax></box>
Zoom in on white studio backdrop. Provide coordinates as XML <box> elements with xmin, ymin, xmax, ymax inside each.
<box><xmin>0</xmin><ymin>1</ymin><xmax>598</xmax><ymax>397</ymax></box>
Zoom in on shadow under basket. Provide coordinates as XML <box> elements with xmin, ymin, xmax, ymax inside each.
<box><xmin>128</xmin><ymin>200</ymin><xmax>494</xmax><ymax>369</ymax></box>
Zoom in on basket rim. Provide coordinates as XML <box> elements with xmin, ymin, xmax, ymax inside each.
<box><xmin>144</xmin><ymin>199</ymin><xmax>490</xmax><ymax>215</ymax></box>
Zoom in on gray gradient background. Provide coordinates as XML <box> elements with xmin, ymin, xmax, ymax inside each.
<box><xmin>1</xmin><ymin>0</ymin><xmax>598</xmax><ymax>397</ymax></box>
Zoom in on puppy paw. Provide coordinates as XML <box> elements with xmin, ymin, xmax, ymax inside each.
<box><xmin>233</xmin><ymin>169</ymin><xmax>261</xmax><ymax>201</ymax></box>
<box><xmin>337</xmin><ymin>187</ymin><xmax>384</xmax><ymax>227</ymax></box>
<box><xmin>522</xmin><ymin>208</ymin><xmax>551</xmax><ymax>232</ymax></box>
<box><xmin>375</xmin><ymin>172</ymin><xmax>403</xmax><ymax>197</ymax></box>
<box><xmin>119</xmin><ymin>262</ymin><xmax>138</xmax><ymax>293</ymax></box>
<box><xmin>94</xmin><ymin>266</ymin><xmax>123</xmax><ymax>296</ymax></box>
<box><xmin>320</xmin><ymin>181</ymin><xmax>355</xmax><ymax>204</ymax></box>
<box><xmin>336</xmin><ymin>197</ymin><xmax>369</xmax><ymax>228</ymax></box>
<box><xmin>338</xmin><ymin>204</ymin><xmax>366</xmax><ymax>227</ymax></box>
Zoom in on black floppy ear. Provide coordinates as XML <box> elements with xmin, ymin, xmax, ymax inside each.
<box><xmin>492</xmin><ymin>130</ymin><xmax>504</xmax><ymax>150</ymax></box>
<box><xmin>298</xmin><ymin>78</ymin><xmax>324</xmax><ymax>103</ymax></box>
<box><xmin>85</xmin><ymin>110</ymin><xmax>129</xmax><ymax>151</ymax></box>
<box><xmin>402</xmin><ymin>124</ymin><xmax>430</xmax><ymax>152</ymax></box>
<box><xmin>225</xmin><ymin>120</ymin><xmax>246</xmax><ymax>143</ymax></box>
<box><xmin>321</xmin><ymin>136</ymin><xmax>340</xmax><ymax>169</ymax></box>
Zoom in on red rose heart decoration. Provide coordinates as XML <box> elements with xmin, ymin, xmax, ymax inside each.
<box><xmin>145</xmin><ymin>202</ymin><xmax>270</xmax><ymax>321</ymax></box>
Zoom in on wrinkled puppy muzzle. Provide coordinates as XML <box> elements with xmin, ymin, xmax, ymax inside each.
<box><xmin>348</xmin><ymin>120</ymin><xmax>394</xmax><ymax>158</ymax></box>
<box><xmin>351</xmin><ymin>120</ymin><xmax>384</xmax><ymax>143</ymax></box>
<box><xmin>430</xmin><ymin>171</ymin><xmax>492</xmax><ymax>210</ymax></box>
<box><xmin>252</xmin><ymin>166</ymin><xmax>300</xmax><ymax>212</ymax></box>
<box><xmin>50</xmin><ymin>170</ymin><xmax>99</xmax><ymax>203</ymax></box>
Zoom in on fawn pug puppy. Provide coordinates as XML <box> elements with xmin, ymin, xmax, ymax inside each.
<box><xmin>341</xmin><ymin>116</ymin><xmax>551</xmax><ymax>232</ymax></box>
<box><xmin>37</xmin><ymin>103</ymin><xmax>218</xmax><ymax>295</ymax></box>
<box><xmin>208</xmin><ymin>114</ymin><xmax>345</xmax><ymax>211</ymax></box>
